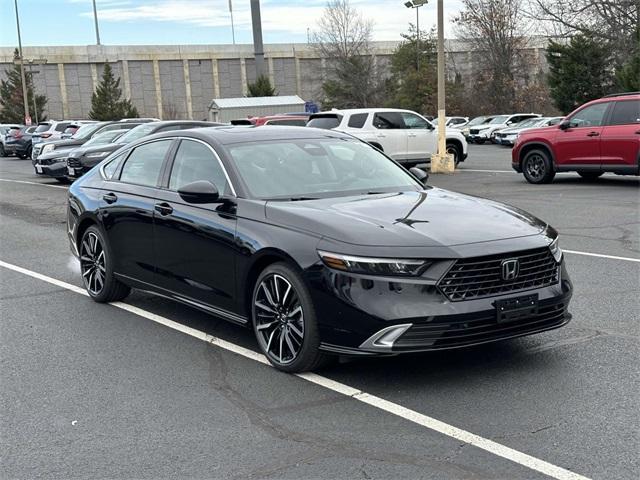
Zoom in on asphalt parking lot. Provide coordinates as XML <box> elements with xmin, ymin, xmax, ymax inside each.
<box><xmin>1</xmin><ymin>144</ymin><xmax>638</xmax><ymax>479</ymax></box>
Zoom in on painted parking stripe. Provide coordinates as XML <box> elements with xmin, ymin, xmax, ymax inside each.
<box><xmin>564</xmin><ymin>250</ymin><xmax>640</xmax><ymax>263</ymax></box>
<box><xmin>0</xmin><ymin>178</ymin><xmax>68</xmax><ymax>190</ymax></box>
<box><xmin>0</xmin><ymin>259</ymin><xmax>591</xmax><ymax>480</ymax></box>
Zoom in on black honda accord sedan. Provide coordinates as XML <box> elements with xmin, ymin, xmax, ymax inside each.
<box><xmin>67</xmin><ymin>126</ymin><xmax>572</xmax><ymax>372</ymax></box>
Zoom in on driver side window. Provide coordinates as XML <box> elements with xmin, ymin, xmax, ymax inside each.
<box><xmin>569</xmin><ymin>103</ymin><xmax>611</xmax><ymax>128</ymax></box>
<box><xmin>401</xmin><ymin>112</ymin><xmax>429</xmax><ymax>129</ymax></box>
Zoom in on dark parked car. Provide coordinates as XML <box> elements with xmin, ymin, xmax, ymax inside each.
<box><xmin>513</xmin><ymin>92</ymin><xmax>640</xmax><ymax>183</ymax></box>
<box><xmin>3</xmin><ymin>125</ymin><xmax>37</xmax><ymax>158</ymax></box>
<box><xmin>32</xmin><ymin>119</ymin><xmax>152</xmax><ymax>161</ymax></box>
<box><xmin>65</xmin><ymin>120</ymin><xmax>222</xmax><ymax>179</ymax></box>
<box><xmin>68</xmin><ymin>126</ymin><xmax>572</xmax><ymax>372</ymax></box>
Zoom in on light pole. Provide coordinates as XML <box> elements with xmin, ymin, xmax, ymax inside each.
<box><xmin>404</xmin><ymin>0</ymin><xmax>427</xmax><ymax>71</ymax></box>
<box><xmin>250</xmin><ymin>0</ymin><xmax>265</xmax><ymax>78</ymax></box>
<box><xmin>92</xmin><ymin>0</ymin><xmax>101</xmax><ymax>45</ymax></box>
<box><xmin>13</xmin><ymin>0</ymin><xmax>30</xmax><ymax>125</ymax></box>
<box><xmin>229</xmin><ymin>0</ymin><xmax>236</xmax><ymax>44</ymax></box>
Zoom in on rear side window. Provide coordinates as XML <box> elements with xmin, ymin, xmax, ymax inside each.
<box><xmin>373</xmin><ymin>112</ymin><xmax>405</xmax><ymax>129</ymax></box>
<box><xmin>168</xmin><ymin>140</ymin><xmax>229</xmax><ymax>194</ymax></box>
<box><xmin>102</xmin><ymin>153</ymin><xmax>126</xmax><ymax>180</ymax></box>
<box><xmin>307</xmin><ymin>115</ymin><xmax>342</xmax><ymax>129</ymax></box>
<box><xmin>347</xmin><ymin>113</ymin><xmax>368</xmax><ymax>128</ymax></box>
<box><xmin>264</xmin><ymin>119</ymin><xmax>307</xmax><ymax>126</ymax></box>
<box><xmin>119</xmin><ymin>139</ymin><xmax>172</xmax><ymax>187</ymax></box>
<box><xmin>608</xmin><ymin>100</ymin><xmax>640</xmax><ymax>126</ymax></box>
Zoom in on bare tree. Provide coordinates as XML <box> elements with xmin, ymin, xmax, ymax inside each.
<box><xmin>312</xmin><ymin>0</ymin><xmax>383</xmax><ymax>108</ymax></box>
<box><xmin>454</xmin><ymin>0</ymin><xmax>533</xmax><ymax>112</ymax></box>
<box><xmin>527</xmin><ymin>0</ymin><xmax>639</xmax><ymax>66</ymax></box>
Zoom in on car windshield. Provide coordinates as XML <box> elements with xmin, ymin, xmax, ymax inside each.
<box><xmin>83</xmin><ymin>130</ymin><xmax>124</xmax><ymax>147</ymax></box>
<box><xmin>467</xmin><ymin>116</ymin><xmax>488</xmax><ymax>126</ymax></box>
<box><xmin>489</xmin><ymin>115</ymin><xmax>509</xmax><ymax>124</ymax></box>
<box><xmin>72</xmin><ymin>123</ymin><xmax>103</xmax><ymax>140</ymax></box>
<box><xmin>35</xmin><ymin>123</ymin><xmax>51</xmax><ymax>133</ymax></box>
<box><xmin>515</xmin><ymin>118</ymin><xmax>541</xmax><ymax>128</ymax></box>
<box><xmin>226</xmin><ymin>138</ymin><xmax>421</xmax><ymax>200</ymax></box>
<box><xmin>117</xmin><ymin>123</ymin><xmax>157</xmax><ymax>144</ymax></box>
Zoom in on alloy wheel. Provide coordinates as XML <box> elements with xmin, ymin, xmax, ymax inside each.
<box><xmin>80</xmin><ymin>232</ymin><xmax>106</xmax><ymax>296</ymax></box>
<box><xmin>253</xmin><ymin>274</ymin><xmax>305</xmax><ymax>365</ymax></box>
<box><xmin>525</xmin><ymin>154</ymin><xmax>546</xmax><ymax>181</ymax></box>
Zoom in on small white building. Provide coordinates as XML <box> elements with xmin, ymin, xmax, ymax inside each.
<box><xmin>207</xmin><ymin>95</ymin><xmax>306</xmax><ymax>123</ymax></box>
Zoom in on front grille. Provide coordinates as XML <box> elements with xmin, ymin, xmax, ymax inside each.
<box><xmin>394</xmin><ymin>301</ymin><xmax>567</xmax><ymax>350</ymax></box>
<box><xmin>438</xmin><ymin>247</ymin><xmax>559</xmax><ymax>301</ymax></box>
<box><xmin>67</xmin><ymin>157</ymin><xmax>81</xmax><ymax>168</ymax></box>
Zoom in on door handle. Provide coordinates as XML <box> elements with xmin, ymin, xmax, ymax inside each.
<box><xmin>635</xmin><ymin>130</ymin><xmax>640</xmax><ymax>134</ymax></box>
<box><xmin>154</xmin><ymin>202</ymin><xmax>173</xmax><ymax>216</ymax></box>
<box><xmin>376</xmin><ymin>133</ymin><xmax>386</xmax><ymax>138</ymax></box>
<box><xmin>586</xmin><ymin>131</ymin><xmax>600</xmax><ymax>137</ymax></box>
<box><xmin>102</xmin><ymin>192</ymin><xmax>117</xmax><ymax>204</ymax></box>
<box><xmin>408</xmin><ymin>133</ymin><xmax>417</xmax><ymax>137</ymax></box>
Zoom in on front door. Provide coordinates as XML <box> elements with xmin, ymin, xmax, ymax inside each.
<box><xmin>372</xmin><ymin>112</ymin><xmax>408</xmax><ymax>162</ymax></box>
<box><xmin>400</xmin><ymin>112</ymin><xmax>437</xmax><ymax>162</ymax></box>
<box><xmin>600</xmin><ymin>99</ymin><xmax>640</xmax><ymax>170</ymax></box>
<box><xmin>555</xmin><ymin>102</ymin><xmax>612</xmax><ymax>168</ymax></box>
<box><xmin>100</xmin><ymin>139</ymin><xmax>174</xmax><ymax>285</ymax></box>
<box><xmin>152</xmin><ymin>139</ymin><xmax>238</xmax><ymax>313</ymax></box>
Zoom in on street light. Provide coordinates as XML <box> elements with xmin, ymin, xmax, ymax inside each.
<box><xmin>404</xmin><ymin>0</ymin><xmax>428</xmax><ymax>71</ymax></box>
<box><xmin>91</xmin><ymin>0</ymin><xmax>101</xmax><ymax>45</ymax></box>
<box><xmin>13</xmin><ymin>0</ymin><xmax>30</xmax><ymax>125</ymax></box>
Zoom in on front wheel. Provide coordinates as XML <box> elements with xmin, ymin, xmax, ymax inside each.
<box><xmin>446</xmin><ymin>143</ymin><xmax>461</xmax><ymax>167</ymax></box>
<box><xmin>252</xmin><ymin>263</ymin><xmax>328</xmax><ymax>373</ymax></box>
<box><xmin>79</xmin><ymin>226</ymin><xmax>131</xmax><ymax>303</ymax></box>
<box><xmin>522</xmin><ymin>149</ymin><xmax>555</xmax><ymax>184</ymax></box>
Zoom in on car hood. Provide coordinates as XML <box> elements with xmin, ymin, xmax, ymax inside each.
<box><xmin>68</xmin><ymin>143</ymin><xmax>125</xmax><ymax>157</ymax></box>
<box><xmin>265</xmin><ymin>188</ymin><xmax>546</xmax><ymax>247</ymax></box>
<box><xmin>41</xmin><ymin>138</ymin><xmax>85</xmax><ymax>148</ymax></box>
<box><xmin>38</xmin><ymin>147</ymin><xmax>76</xmax><ymax>161</ymax></box>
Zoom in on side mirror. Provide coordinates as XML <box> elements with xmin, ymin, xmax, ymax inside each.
<box><xmin>177</xmin><ymin>180</ymin><xmax>220</xmax><ymax>204</ymax></box>
<box><xmin>410</xmin><ymin>167</ymin><xmax>429</xmax><ymax>185</ymax></box>
<box><xmin>559</xmin><ymin>120</ymin><xmax>571</xmax><ymax>130</ymax></box>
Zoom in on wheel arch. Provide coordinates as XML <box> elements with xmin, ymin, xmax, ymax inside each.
<box><xmin>368</xmin><ymin>141</ymin><xmax>384</xmax><ymax>152</ymax></box>
<box><xmin>519</xmin><ymin>142</ymin><xmax>556</xmax><ymax>170</ymax></box>
<box><xmin>75</xmin><ymin>215</ymin><xmax>100</xmax><ymax>252</ymax></box>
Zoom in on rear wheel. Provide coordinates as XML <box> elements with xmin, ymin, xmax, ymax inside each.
<box><xmin>252</xmin><ymin>263</ymin><xmax>329</xmax><ymax>373</ymax></box>
<box><xmin>522</xmin><ymin>149</ymin><xmax>555</xmax><ymax>184</ymax></box>
<box><xmin>578</xmin><ymin>171</ymin><xmax>603</xmax><ymax>180</ymax></box>
<box><xmin>79</xmin><ymin>226</ymin><xmax>131</xmax><ymax>303</ymax></box>
<box><xmin>0</xmin><ymin>144</ymin><xmax>5</xmax><ymax>156</ymax></box>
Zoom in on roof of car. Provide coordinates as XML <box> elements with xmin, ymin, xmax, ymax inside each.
<box><xmin>313</xmin><ymin>108</ymin><xmax>422</xmax><ymax>115</ymax></box>
<box><xmin>148</xmin><ymin>125</ymin><xmax>352</xmax><ymax>146</ymax></box>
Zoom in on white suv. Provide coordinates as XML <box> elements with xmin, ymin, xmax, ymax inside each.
<box><xmin>467</xmin><ymin>113</ymin><xmax>540</xmax><ymax>144</ymax></box>
<box><xmin>307</xmin><ymin>108</ymin><xmax>468</xmax><ymax>166</ymax></box>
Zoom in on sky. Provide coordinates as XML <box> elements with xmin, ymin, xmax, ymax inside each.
<box><xmin>1</xmin><ymin>0</ymin><xmax>464</xmax><ymax>47</ymax></box>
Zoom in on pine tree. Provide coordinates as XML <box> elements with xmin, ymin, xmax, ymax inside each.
<box><xmin>247</xmin><ymin>75</ymin><xmax>276</xmax><ymax>97</ymax></box>
<box><xmin>0</xmin><ymin>49</ymin><xmax>48</xmax><ymax>124</ymax></box>
<box><xmin>89</xmin><ymin>64</ymin><xmax>139</xmax><ymax>120</ymax></box>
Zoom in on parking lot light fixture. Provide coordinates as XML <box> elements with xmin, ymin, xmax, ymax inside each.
<box><xmin>404</xmin><ymin>0</ymin><xmax>428</xmax><ymax>71</ymax></box>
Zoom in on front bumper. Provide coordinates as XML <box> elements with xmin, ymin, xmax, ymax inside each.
<box><xmin>35</xmin><ymin>161</ymin><xmax>67</xmax><ymax>178</ymax></box>
<box><xmin>309</xmin><ymin>259</ymin><xmax>572</xmax><ymax>355</ymax></box>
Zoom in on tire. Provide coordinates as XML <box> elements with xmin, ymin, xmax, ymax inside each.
<box><xmin>0</xmin><ymin>144</ymin><xmax>5</xmax><ymax>157</ymax></box>
<box><xmin>18</xmin><ymin>153</ymin><xmax>27</xmax><ymax>159</ymax></box>
<box><xmin>446</xmin><ymin>142</ymin><xmax>461</xmax><ymax>167</ymax></box>
<box><xmin>522</xmin><ymin>149</ymin><xmax>555</xmax><ymax>184</ymax></box>
<box><xmin>55</xmin><ymin>177</ymin><xmax>71</xmax><ymax>184</ymax></box>
<box><xmin>251</xmin><ymin>262</ymin><xmax>329</xmax><ymax>373</ymax></box>
<box><xmin>79</xmin><ymin>226</ymin><xmax>131</xmax><ymax>303</ymax></box>
<box><xmin>578</xmin><ymin>171</ymin><xmax>603</xmax><ymax>180</ymax></box>
<box><xmin>475</xmin><ymin>138</ymin><xmax>486</xmax><ymax>145</ymax></box>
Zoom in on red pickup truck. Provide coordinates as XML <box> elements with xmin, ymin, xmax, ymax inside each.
<box><xmin>512</xmin><ymin>92</ymin><xmax>640</xmax><ymax>183</ymax></box>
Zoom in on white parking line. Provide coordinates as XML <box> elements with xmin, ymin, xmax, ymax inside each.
<box><xmin>0</xmin><ymin>178</ymin><xmax>68</xmax><ymax>190</ymax></box>
<box><xmin>458</xmin><ymin>168</ymin><xmax>514</xmax><ymax>173</ymax></box>
<box><xmin>565</xmin><ymin>250</ymin><xmax>640</xmax><ymax>263</ymax></box>
<box><xmin>0</xmin><ymin>258</ymin><xmax>591</xmax><ymax>480</ymax></box>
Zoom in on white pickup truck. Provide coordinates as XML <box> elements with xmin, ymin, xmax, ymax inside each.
<box><xmin>307</xmin><ymin>108</ymin><xmax>468</xmax><ymax>166</ymax></box>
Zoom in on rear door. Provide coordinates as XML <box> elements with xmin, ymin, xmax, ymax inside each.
<box><xmin>400</xmin><ymin>112</ymin><xmax>436</xmax><ymax>161</ymax></box>
<box><xmin>600</xmin><ymin>99</ymin><xmax>640</xmax><ymax>171</ymax></box>
<box><xmin>555</xmin><ymin>102</ymin><xmax>612</xmax><ymax>168</ymax></box>
<box><xmin>371</xmin><ymin>112</ymin><xmax>407</xmax><ymax>161</ymax></box>
<box><xmin>152</xmin><ymin>138</ymin><xmax>238</xmax><ymax>313</ymax></box>
<box><xmin>100</xmin><ymin>139</ymin><xmax>174</xmax><ymax>285</ymax></box>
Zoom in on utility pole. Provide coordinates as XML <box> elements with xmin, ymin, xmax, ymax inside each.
<box><xmin>92</xmin><ymin>0</ymin><xmax>101</xmax><ymax>45</ymax></box>
<box><xmin>13</xmin><ymin>0</ymin><xmax>30</xmax><ymax>125</ymax></box>
<box><xmin>250</xmin><ymin>0</ymin><xmax>265</xmax><ymax>78</ymax></box>
<box><xmin>430</xmin><ymin>0</ymin><xmax>454</xmax><ymax>173</ymax></box>
<box><xmin>229</xmin><ymin>0</ymin><xmax>236</xmax><ymax>44</ymax></box>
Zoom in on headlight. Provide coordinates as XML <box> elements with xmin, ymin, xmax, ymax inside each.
<box><xmin>318</xmin><ymin>251</ymin><xmax>430</xmax><ymax>277</ymax></box>
<box><xmin>549</xmin><ymin>237</ymin><xmax>562</xmax><ymax>263</ymax></box>
<box><xmin>42</xmin><ymin>144</ymin><xmax>55</xmax><ymax>154</ymax></box>
<box><xmin>85</xmin><ymin>151</ymin><xmax>110</xmax><ymax>158</ymax></box>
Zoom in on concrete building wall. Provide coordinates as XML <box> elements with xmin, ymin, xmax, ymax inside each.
<box><xmin>0</xmin><ymin>39</ymin><xmax>551</xmax><ymax>120</ymax></box>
